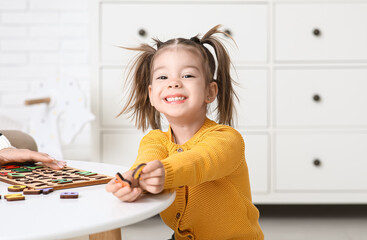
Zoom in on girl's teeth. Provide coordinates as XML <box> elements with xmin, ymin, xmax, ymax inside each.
<box><xmin>167</xmin><ymin>97</ymin><xmax>185</xmax><ymax>102</ymax></box>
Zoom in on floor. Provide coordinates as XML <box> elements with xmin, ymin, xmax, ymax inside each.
<box><xmin>256</xmin><ymin>205</ymin><xmax>367</xmax><ymax>240</ymax></box>
<box><xmin>68</xmin><ymin>205</ymin><xmax>367</xmax><ymax>240</ymax></box>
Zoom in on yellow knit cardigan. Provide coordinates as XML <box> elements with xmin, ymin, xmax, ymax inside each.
<box><xmin>132</xmin><ymin>118</ymin><xmax>264</xmax><ymax>240</ymax></box>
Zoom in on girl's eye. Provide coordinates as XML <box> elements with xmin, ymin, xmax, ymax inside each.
<box><xmin>157</xmin><ymin>76</ymin><xmax>168</xmax><ymax>80</ymax></box>
<box><xmin>183</xmin><ymin>75</ymin><xmax>194</xmax><ymax>79</ymax></box>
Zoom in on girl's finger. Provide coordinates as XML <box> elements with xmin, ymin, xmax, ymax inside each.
<box><xmin>106</xmin><ymin>179</ymin><xmax>124</xmax><ymax>193</ymax></box>
<box><xmin>140</xmin><ymin>167</ymin><xmax>165</xmax><ymax>179</ymax></box>
<box><xmin>114</xmin><ymin>186</ymin><xmax>133</xmax><ymax>198</ymax></box>
<box><xmin>127</xmin><ymin>188</ymin><xmax>142</xmax><ymax>201</ymax></box>
<box><xmin>144</xmin><ymin>184</ymin><xmax>163</xmax><ymax>194</ymax></box>
<box><xmin>139</xmin><ymin>178</ymin><xmax>164</xmax><ymax>194</ymax></box>
<box><xmin>139</xmin><ymin>178</ymin><xmax>148</xmax><ymax>190</ymax></box>
<box><xmin>117</xmin><ymin>187</ymin><xmax>142</xmax><ymax>202</ymax></box>
<box><xmin>142</xmin><ymin>160</ymin><xmax>162</xmax><ymax>174</ymax></box>
<box><xmin>141</xmin><ymin>177</ymin><xmax>164</xmax><ymax>186</ymax></box>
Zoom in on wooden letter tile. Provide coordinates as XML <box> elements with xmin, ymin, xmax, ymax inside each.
<box><xmin>60</xmin><ymin>192</ymin><xmax>79</xmax><ymax>199</ymax></box>
<box><xmin>5</xmin><ymin>193</ymin><xmax>25</xmax><ymax>201</ymax></box>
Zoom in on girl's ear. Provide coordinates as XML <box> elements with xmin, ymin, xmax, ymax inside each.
<box><xmin>205</xmin><ymin>81</ymin><xmax>218</xmax><ymax>104</ymax></box>
<box><xmin>148</xmin><ymin>85</ymin><xmax>154</xmax><ymax>106</ymax></box>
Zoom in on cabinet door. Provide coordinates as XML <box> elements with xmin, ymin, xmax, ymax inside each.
<box><xmin>235</xmin><ymin>69</ymin><xmax>268</xmax><ymax>128</ymax></box>
<box><xmin>101</xmin><ymin>2</ymin><xmax>268</xmax><ymax>65</ymax></box>
<box><xmin>275</xmin><ymin>68</ymin><xmax>367</xmax><ymax>127</ymax></box>
<box><xmin>102</xmin><ymin>130</ymin><xmax>145</xmax><ymax>165</ymax></box>
<box><xmin>207</xmin><ymin>69</ymin><xmax>268</xmax><ymax>128</ymax></box>
<box><xmin>243</xmin><ymin>134</ymin><xmax>269</xmax><ymax>193</ymax></box>
<box><xmin>275</xmin><ymin>3</ymin><xmax>367</xmax><ymax>62</ymax></box>
<box><xmin>276</xmin><ymin>133</ymin><xmax>367</xmax><ymax>191</ymax></box>
<box><xmin>101</xmin><ymin>67</ymin><xmax>134</xmax><ymax>127</ymax></box>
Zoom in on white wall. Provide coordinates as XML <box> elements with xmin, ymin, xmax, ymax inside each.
<box><xmin>0</xmin><ymin>0</ymin><xmax>91</xmax><ymax>160</ymax></box>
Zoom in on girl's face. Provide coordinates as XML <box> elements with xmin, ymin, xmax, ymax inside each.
<box><xmin>149</xmin><ymin>46</ymin><xmax>217</xmax><ymax>124</ymax></box>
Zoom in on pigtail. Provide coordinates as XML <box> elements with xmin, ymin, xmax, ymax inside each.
<box><xmin>200</xmin><ymin>25</ymin><xmax>238</xmax><ymax>127</ymax></box>
<box><xmin>117</xmin><ymin>44</ymin><xmax>161</xmax><ymax>131</ymax></box>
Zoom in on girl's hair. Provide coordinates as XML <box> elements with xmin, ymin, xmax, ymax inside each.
<box><xmin>118</xmin><ymin>24</ymin><xmax>238</xmax><ymax>131</ymax></box>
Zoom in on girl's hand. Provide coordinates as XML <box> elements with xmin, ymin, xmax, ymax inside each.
<box><xmin>106</xmin><ymin>172</ymin><xmax>143</xmax><ymax>202</ymax></box>
<box><xmin>139</xmin><ymin>160</ymin><xmax>165</xmax><ymax>194</ymax></box>
<box><xmin>0</xmin><ymin>148</ymin><xmax>66</xmax><ymax>170</ymax></box>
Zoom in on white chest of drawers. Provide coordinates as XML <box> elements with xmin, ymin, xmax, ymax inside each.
<box><xmin>91</xmin><ymin>0</ymin><xmax>367</xmax><ymax>203</ymax></box>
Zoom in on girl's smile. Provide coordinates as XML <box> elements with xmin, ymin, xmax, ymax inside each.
<box><xmin>164</xmin><ymin>94</ymin><xmax>187</xmax><ymax>104</ymax></box>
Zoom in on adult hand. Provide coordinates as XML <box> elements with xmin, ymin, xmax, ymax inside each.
<box><xmin>0</xmin><ymin>148</ymin><xmax>66</xmax><ymax>170</ymax></box>
<box><xmin>139</xmin><ymin>160</ymin><xmax>165</xmax><ymax>194</ymax></box>
<box><xmin>106</xmin><ymin>170</ymin><xmax>143</xmax><ymax>202</ymax></box>
<box><xmin>0</xmin><ymin>154</ymin><xmax>7</xmax><ymax>164</ymax></box>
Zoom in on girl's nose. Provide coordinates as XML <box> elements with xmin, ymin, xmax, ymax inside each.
<box><xmin>168</xmin><ymin>80</ymin><xmax>182</xmax><ymax>88</ymax></box>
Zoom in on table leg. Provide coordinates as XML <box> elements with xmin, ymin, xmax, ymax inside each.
<box><xmin>89</xmin><ymin>228</ymin><xmax>121</xmax><ymax>240</ymax></box>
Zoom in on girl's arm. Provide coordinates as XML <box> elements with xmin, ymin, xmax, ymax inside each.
<box><xmin>161</xmin><ymin>127</ymin><xmax>245</xmax><ymax>189</ymax></box>
<box><xmin>131</xmin><ymin>131</ymin><xmax>168</xmax><ymax>194</ymax></box>
<box><xmin>131</xmin><ymin>130</ymin><xmax>169</xmax><ymax>168</ymax></box>
<box><xmin>121</xmin><ymin>127</ymin><xmax>244</xmax><ymax>194</ymax></box>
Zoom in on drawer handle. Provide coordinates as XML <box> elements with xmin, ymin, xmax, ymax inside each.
<box><xmin>313</xmin><ymin>28</ymin><xmax>321</xmax><ymax>37</ymax></box>
<box><xmin>224</xmin><ymin>29</ymin><xmax>232</xmax><ymax>37</ymax></box>
<box><xmin>138</xmin><ymin>29</ymin><xmax>147</xmax><ymax>37</ymax></box>
<box><xmin>313</xmin><ymin>159</ymin><xmax>322</xmax><ymax>167</ymax></box>
<box><xmin>312</xmin><ymin>94</ymin><xmax>321</xmax><ymax>102</ymax></box>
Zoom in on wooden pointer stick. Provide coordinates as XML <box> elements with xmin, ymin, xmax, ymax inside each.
<box><xmin>24</xmin><ymin>97</ymin><xmax>51</xmax><ymax>106</ymax></box>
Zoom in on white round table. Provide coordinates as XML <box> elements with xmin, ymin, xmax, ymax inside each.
<box><xmin>0</xmin><ymin>160</ymin><xmax>175</xmax><ymax>240</ymax></box>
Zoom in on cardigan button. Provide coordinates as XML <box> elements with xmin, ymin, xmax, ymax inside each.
<box><xmin>176</xmin><ymin>213</ymin><xmax>181</xmax><ymax>219</ymax></box>
<box><xmin>177</xmin><ymin>148</ymin><xmax>183</xmax><ymax>152</ymax></box>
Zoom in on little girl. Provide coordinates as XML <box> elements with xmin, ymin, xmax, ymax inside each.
<box><xmin>106</xmin><ymin>25</ymin><xmax>264</xmax><ymax>240</ymax></box>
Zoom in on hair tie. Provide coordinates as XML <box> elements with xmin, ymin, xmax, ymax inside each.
<box><xmin>156</xmin><ymin>40</ymin><xmax>164</xmax><ymax>49</ymax></box>
<box><xmin>190</xmin><ymin>36</ymin><xmax>201</xmax><ymax>44</ymax></box>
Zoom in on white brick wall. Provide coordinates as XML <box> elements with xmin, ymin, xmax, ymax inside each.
<box><xmin>0</xmin><ymin>0</ymin><xmax>91</xmax><ymax>160</ymax></box>
<box><xmin>0</xmin><ymin>0</ymin><xmax>27</xmax><ymax>11</ymax></box>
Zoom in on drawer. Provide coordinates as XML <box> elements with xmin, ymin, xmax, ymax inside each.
<box><xmin>275</xmin><ymin>3</ymin><xmax>367</xmax><ymax>62</ymax></box>
<box><xmin>242</xmin><ymin>133</ymin><xmax>269</xmax><ymax>193</ymax></box>
<box><xmin>275</xmin><ymin>69</ymin><xmax>367</xmax><ymax>127</ymax></box>
<box><xmin>234</xmin><ymin>69</ymin><xmax>268</xmax><ymax>128</ymax></box>
<box><xmin>101</xmin><ymin>2</ymin><xmax>268</xmax><ymax>65</ymax></box>
<box><xmin>276</xmin><ymin>133</ymin><xmax>367</xmax><ymax>191</ymax></box>
<box><xmin>101</xmin><ymin>130</ymin><xmax>145</xmax><ymax>166</ymax></box>
<box><xmin>101</xmin><ymin>68</ymin><xmax>134</xmax><ymax>127</ymax></box>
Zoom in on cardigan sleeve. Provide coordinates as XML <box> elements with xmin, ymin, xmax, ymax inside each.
<box><xmin>130</xmin><ymin>130</ymin><xmax>169</xmax><ymax>170</ymax></box>
<box><xmin>161</xmin><ymin>126</ymin><xmax>245</xmax><ymax>189</ymax></box>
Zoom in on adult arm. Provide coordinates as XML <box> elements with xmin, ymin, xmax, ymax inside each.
<box><xmin>0</xmin><ymin>132</ymin><xmax>65</xmax><ymax>169</ymax></box>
